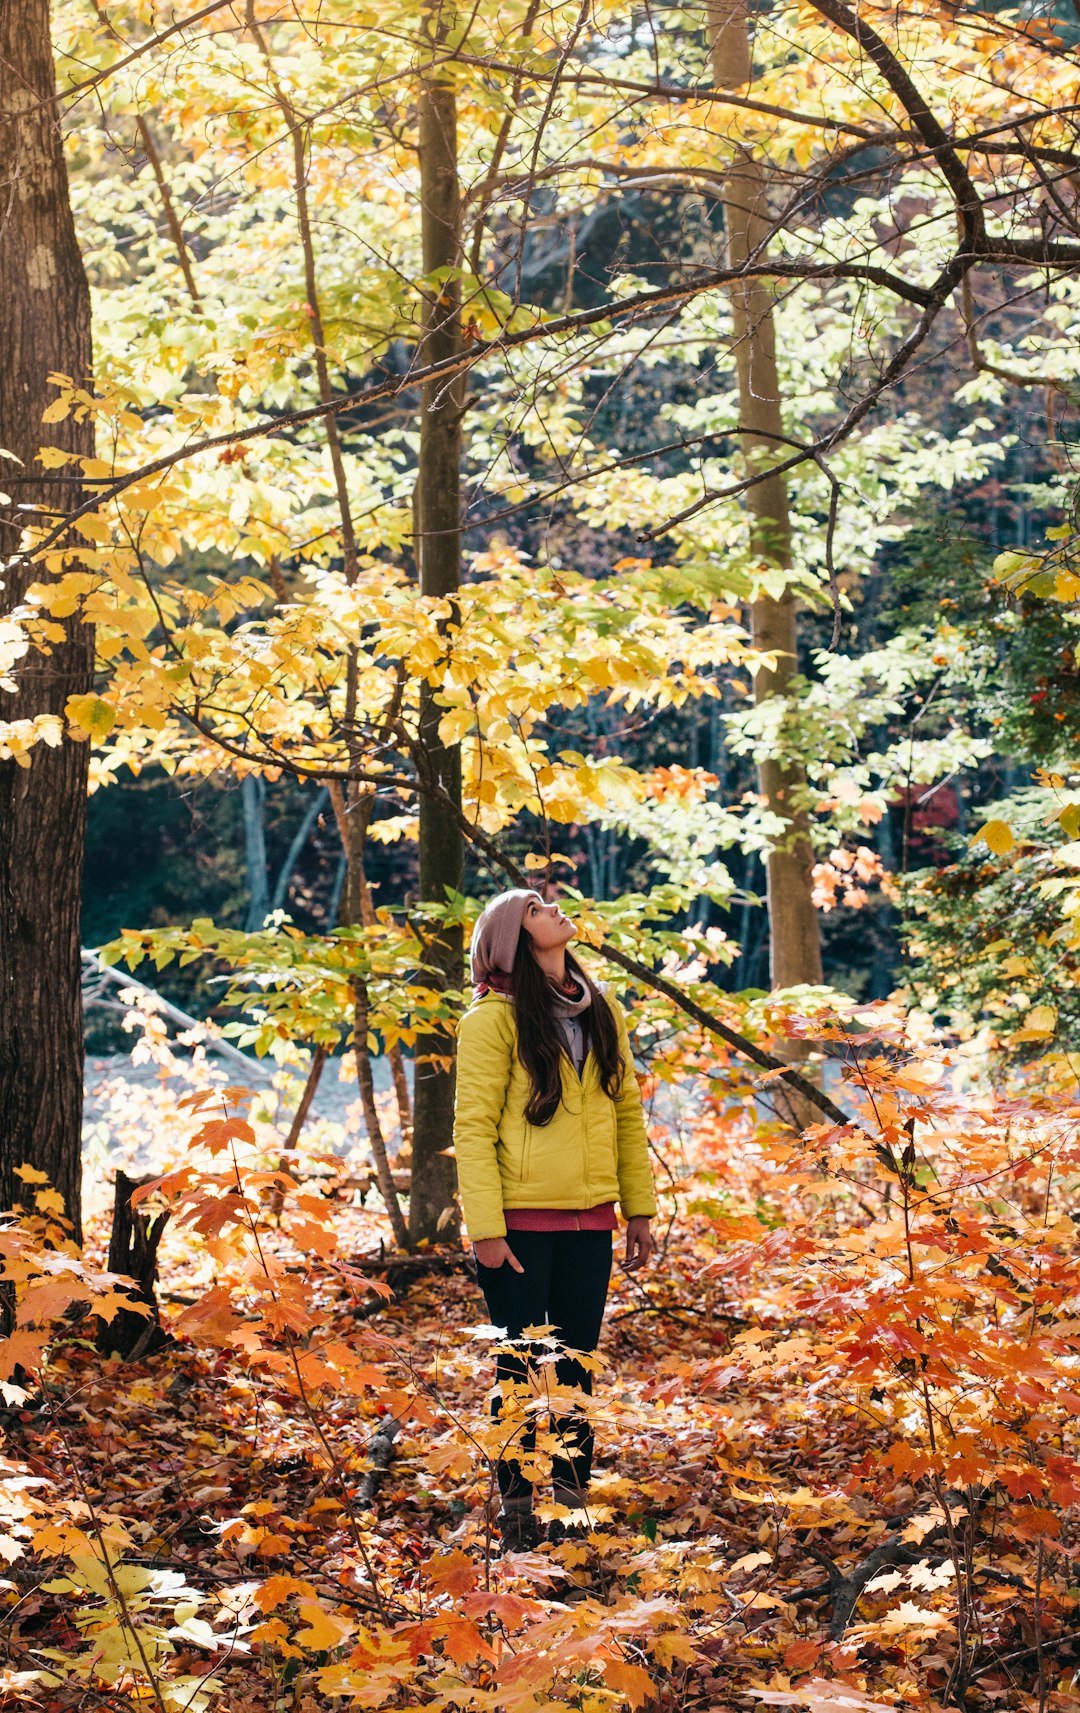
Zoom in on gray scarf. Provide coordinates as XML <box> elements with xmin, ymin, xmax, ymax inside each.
<box><xmin>551</xmin><ymin>955</ymin><xmax>591</xmax><ymax>1073</ymax></box>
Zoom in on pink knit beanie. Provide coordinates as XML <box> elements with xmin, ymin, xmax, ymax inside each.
<box><xmin>469</xmin><ymin>888</ymin><xmax>538</xmax><ymax>985</ymax></box>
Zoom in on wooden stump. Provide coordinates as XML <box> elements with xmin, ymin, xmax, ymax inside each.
<box><xmin>97</xmin><ymin>1172</ymin><xmax>171</xmax><ymax>1359</ymax></box>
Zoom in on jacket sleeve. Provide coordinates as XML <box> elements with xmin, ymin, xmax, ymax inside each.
<box><xmin>453</xmin><ymin>1001</ymin><xmax>514</xmax><ymax>1241</ymax></box>
<box><xmin>612</xmin><ymin>1001</ymin><xmax>658</xmax><ymax>1219</ymax></box>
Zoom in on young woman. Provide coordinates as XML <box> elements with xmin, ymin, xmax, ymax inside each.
<box><xmin>454</xmin><ymin>886</ymin><xmax>657</xmax><ymax>1549</ymax></box>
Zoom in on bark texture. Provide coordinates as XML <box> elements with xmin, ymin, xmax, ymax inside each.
<box><xmin>0</xmin><ymin>0</ymin><xmax>94</xmax><ymax>1235</ymax></box>
<box><xmin>98</xmin><ymin>1172</ymin><xmax>171</xmax><ymax>1360</ymax></box>
<box><xmin>410</xmin><ymin>12</ymin><xmax>465</xmax><ymax>1246</ymax></box>
<box><xmin>709</xmin><ymin>2</ymin><xmax>823</xmax><ymax>1005</ymax></box>
<box><xmin>242</xmin><ymin>773</ymin><xmax>270</xmax><ymax>930</ymax></box>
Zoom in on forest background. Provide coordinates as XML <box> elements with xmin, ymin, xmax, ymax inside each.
<box><xmin>6</xmin><ymin>1</ymin><xmax>1080</xmax><ymax>1710</ymax></box>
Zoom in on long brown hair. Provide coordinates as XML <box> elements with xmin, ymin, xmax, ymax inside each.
<box><xmin>510</xmin><ymin>934</ymin><xmax>623</xmax><ymax>1125</ymax></box>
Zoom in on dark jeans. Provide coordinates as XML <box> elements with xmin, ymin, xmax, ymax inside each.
<box><xmin>475</xmin><ymin>1229</ymin><xmax>612</xmax><ymax>1505</ymax></box>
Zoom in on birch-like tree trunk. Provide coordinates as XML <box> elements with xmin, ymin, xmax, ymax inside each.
<box><xmin>242</xmin><ymin>774</ymin><xmax>270</xmax><ymax>931</ymax></box>
<box><xmin>0</xmin><ymin>0</ymin><xmax>94</xmax><ymax>1236</ymax></box>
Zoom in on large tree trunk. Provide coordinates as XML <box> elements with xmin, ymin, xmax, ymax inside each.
<box><xmin>410</xmin><ymin>7</ymin><xmax>464</xmax><ymax>1246</ymax></box>
<box><xmin>709</xmin><ymin>3</ymin><xmax>823</xmax><ymax>1009</ymax></box>
<box><xmin>0</xmin><ymin>0</ymin><xmax>94</xmax><ymax>1237</ymax></box>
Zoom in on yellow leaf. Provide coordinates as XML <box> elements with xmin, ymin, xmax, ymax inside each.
<box><xmin>651</xmin><ymin>1632</ymin><xmax>699</xmax><ymax>1667</ymax></box>
<box><xmin>973</xmin><ymin>819</ymin><xmax>1014</xmax><ymax>856</ymax></box>
<box><xmin>293</xmin><ymin>1599</ymin><xmax>354</xmax><ymax>1651</ymax></box>
<box><xmin>73</xmin><ymin>514</ymin><xmax>112</xmax><ymax>544</ymax></box>
<box><xmin>874</xmin><ymin>1599</ymin><xmax>951</xmax><ymax>1635</ymax></box>
<box><xmin>1058</xmin><ymin>802</ymin><xmax>1080</xmax><ymax>839</ymax></box>
<box><xmin>66</xmin><ymin>694</ymin><xmax>116</xmax><ymax>740</ymax></box>
<box><xmin>438</xmin><ymin>706</ymin><xmax>475</xmax><ymax>745</ymax></box>
<box><xmin>1014</xmin><ymin>1004</ymin><xmax>1057</xmax><ymax>1042</ymax></box>
<box><xmin>37</xmin><ymin>446</ymin><xmax>74</xmax><ymax>469</ymax></box>
<box><xmin>41</xmin><ymin>398</ymin><xmax>71</xmax><ymax>424</ymax></box>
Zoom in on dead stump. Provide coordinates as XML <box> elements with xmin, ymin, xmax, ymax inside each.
<box><xmin>97</xmin><ymin>1172</ymin><xmax>171</xmax><ymax>1360</ymax></box>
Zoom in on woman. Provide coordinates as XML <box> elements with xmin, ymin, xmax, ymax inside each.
<box><xmin>454</xmin><ymin>886</ymin><xmax>657</xmax><ymax>1550</ymax></box>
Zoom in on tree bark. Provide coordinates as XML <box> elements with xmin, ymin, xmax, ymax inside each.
<box><xmin>97</xmin><ymin>1172</ymin><xmax>170</xmax><ymax>1359</ymax></box>
<box><xmin>242</xmin><ymin>773</ymin><xmax>270</xmax><ymax>930</ymax></box>
<box><xmin>410</xmin><ymin>6</ymin><xmax>464</xmax><ymax>1246</ymax></box>
<box><xmin>0</xmin><ymin>0</ymin><xmax>95</xmax><ymax>1237</ymax></box>
<box><xmin>709</xmin><ymin>5</ymin><xmax>823</xmax><ymax>1006</ymax></box>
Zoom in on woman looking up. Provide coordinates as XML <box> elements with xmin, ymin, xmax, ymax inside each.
<box><xmin>454</xmin><ymin>886</ymin><xmax>657</xmax><ymax>1550</ymax></box>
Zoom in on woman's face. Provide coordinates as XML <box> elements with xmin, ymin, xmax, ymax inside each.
<box><xmin>521</xmin><ymin>893</ymin><xmax>575</xmax><ymax>953</ymax></box>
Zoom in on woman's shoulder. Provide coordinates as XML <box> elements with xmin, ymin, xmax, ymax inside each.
<box><xmin>459</xmin><ymin>992</ymin><xmax>516</xmax><ymax>1036</ymax></box>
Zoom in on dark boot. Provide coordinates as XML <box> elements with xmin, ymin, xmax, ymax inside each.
<box><xmin>547</xmin><ymin>1484</ymin><xmax>589</xmax><ymax>1544</ymax></box>
<box><xmin>497</xmin><ymin>1504</ymin><xmax>541</xmax><ymax>1552</ymax></box>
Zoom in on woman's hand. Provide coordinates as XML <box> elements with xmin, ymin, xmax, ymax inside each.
<box><xmin>474</xmin><ymin>1237</ymin><xmax>525</xmax><ymax>1273</ymax></box>
<box><xmin>624</xmin><ymin>1217</ymin><xmax>653</xmax><ymax>1271</ymax></box>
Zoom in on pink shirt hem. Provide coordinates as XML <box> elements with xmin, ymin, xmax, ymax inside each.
<box><xmin>504</xmin><ymin>1203</ymin><xmax>618</xmax><ymax>1232</ymax></box>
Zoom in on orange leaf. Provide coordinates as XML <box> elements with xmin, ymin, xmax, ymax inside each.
<box><xmin>604</xmin><ymin>1660</ymin><xmax>657</xmax><ymax>1708</ymax></box>
<box><xmin>442</xmin><ymin>1616</ymin><xmax>494</xmax><ymax>1667</ymax></box>
<box><xmin>253</xmin><ymin>1575</ymin><xmax>318</xmax><ymax>1613</ymax></box>
<box><xmin>426</xmin><ymin>1548</ymin><xmax>478</xmax><ymax>1597</ymax></box>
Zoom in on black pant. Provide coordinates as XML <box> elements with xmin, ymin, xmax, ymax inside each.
<box><xmin>475</xmin><ymin>1229</ymin><xmax>612</xmax><ymax>1504</ymax></box>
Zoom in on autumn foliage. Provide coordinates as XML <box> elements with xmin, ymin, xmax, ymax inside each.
<box><xmin>7</xmin><ymin>0</ymin><xmax>1080</xmax><ymax>1709</ymax></box>
<box><xmin>5</xmin><ymin>1017</ymin><xmax>1080</xmax><ymax>1711</ymax></box>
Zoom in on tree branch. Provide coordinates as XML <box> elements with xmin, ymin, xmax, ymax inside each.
<box><xmin>20</xmin><ymin>249</ymin><xmax>943</xmax><ymax>566</ymax></box>
<box><xmin>808</xmin><ymin>0</ymin><xmax>985</xmax><ymax>249</ymax></box>
<box><xmin>411</xmin><ymin>768</ymin><xmax>853</xmax><ymax>1130</ymax></box>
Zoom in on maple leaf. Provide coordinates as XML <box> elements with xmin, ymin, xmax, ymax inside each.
<box><xmin>253</xmin><ymin>1575</ymin><xmax>318</xmax><ymax>1612</ymax></box>
<box><xmin>604</xmin><ymin>1659</ymin><xmax>658</xmax><ymax>1709</ymax></box>
<box><xmin>426</xmin><ymin>1549</ymin><xmax>478</xmax><ymax>1597</ymax></box>
<box><xmin>441</xmin><ymin>1616</ymin><xmax>495</xmax><ymax>1667</ymax></box>
<box><xmin>294</xmin><ymin>1598</ymin><xmax>354</xmax><ymax>1651</ymax></box>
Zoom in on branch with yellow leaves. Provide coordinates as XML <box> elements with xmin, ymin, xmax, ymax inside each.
<box><xmin>407</xmin><ymin>753</ymin><xmax>854</xmax><ymax>1131</ymax></box>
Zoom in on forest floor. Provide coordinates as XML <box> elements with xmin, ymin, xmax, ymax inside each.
<box><xmin>4</xmin><ymin>1053</ymin><xmax>1078</xmax><ymax>1712</ymax></box>
<box><xmin>8</xmin><ymin>1192</ymin><xmax>884</xmax><ymax>1713</ymax></box>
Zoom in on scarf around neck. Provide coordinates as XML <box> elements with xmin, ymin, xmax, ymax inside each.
<box><xmin>473</xmin><ymin>953</ymin><xmax>593</xmax><ymax>1019</ymax></box>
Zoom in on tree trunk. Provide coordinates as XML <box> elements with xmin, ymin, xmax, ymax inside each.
<box><xmin>0</xmin><ymin>0</ymin><xmax>95</xmax><ymax>1237</ymax></box>
<box><xmin>97</xmin><ymin>1173</ymin><xmax>170</xmax><ymax>1359</ymax></box>
<box><xmin>242</xmin><ymin>773</ymin><xmax>270</xmax><ymax>930</ymax></box>
<box><xmin>410</xmin><ymin>8</ymin><xmax>465</xmax><ymax>1246</ymax></box>
<box><xmin>270</xmin><ymin>784</ymin><xmax>328</xmax><ymax>913</ymax></box>
<box><xmin>328</xmin><ymin>782</ymin><xmax>411</xmax><ymax>1248</ymax></box>
<box><xmin>709</xmin><ymin>5</ymin><xmax>823</xmax><ymax>1003</ymax></box>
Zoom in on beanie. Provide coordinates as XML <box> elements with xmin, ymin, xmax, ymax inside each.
<box><xmin>469</xmin><ymin>888</ymin><xmax>538</xmax><ymax>985</ymax></box>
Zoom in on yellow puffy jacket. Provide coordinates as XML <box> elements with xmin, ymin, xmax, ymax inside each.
<box><xmin>453</xmin><ymin>992</ymin><xmax>658</xmax><ymax>1240</ymax></box>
